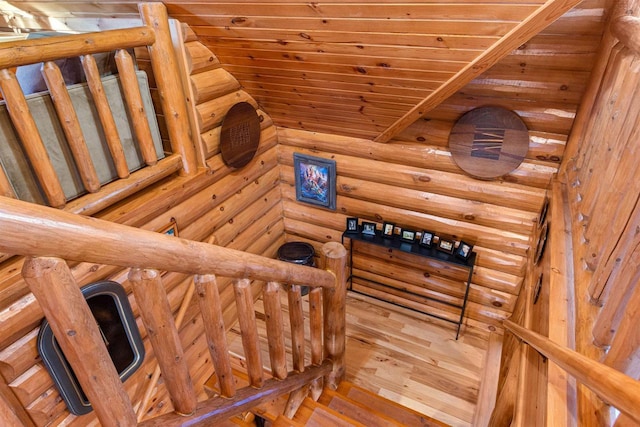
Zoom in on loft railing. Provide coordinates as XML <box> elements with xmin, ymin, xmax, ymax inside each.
<box><xmin>0</xmin><ymin>3</ymin><xmax>198</xmax><ymax>214</ymax></box>
<box><xmin>502</xmin><ymin>320</ymin><xmax>640</xmax><ymax>425</ymax></box>
<box><xmin>0</xmin><ymin>196</ymin><xmax>348</xmax><ymax>426</ymax></box>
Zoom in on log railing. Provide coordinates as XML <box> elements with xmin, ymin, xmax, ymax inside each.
<box><xmin>0</xmin><ymin>195</ymin><xmax>348</xmax><ymax>426</ymax></box>
<box><xmin>503</xmin><ymin>320</ymin><xmax>640</xmax><ymax>425</ymax></box>
<box><xmin>0</xmin><ymin>2</ymin><xmax>198</xmax><ymax>210</ymax></box>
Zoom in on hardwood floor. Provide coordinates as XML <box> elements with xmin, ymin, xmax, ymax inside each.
<box><xmin>226</xmin><ymin>290</ymin><xmax>496</xmax><ymax>427</ymax></box>
<box><xmin>341</xmin><ymin>292</ymin><xmax>491</xmax><ymax>427</ymax></box>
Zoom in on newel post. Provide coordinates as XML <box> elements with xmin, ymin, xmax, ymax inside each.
<box><xmin>321</xmin><ymin>241</ymin><xmax>348</xmax><ymax>389</ymax></box>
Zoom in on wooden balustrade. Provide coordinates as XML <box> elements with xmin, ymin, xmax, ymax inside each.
<box><xmin>288</xmin><ymin>285</ymin><xmax>306</xmax><ymax>373</ymax></box>
<box><xmin>139</xmin><ymin>2</ymin><xmax>198</xmax><ymax>176</ymax></box>
<box><xmin>0</xmin><ymin>69</ymin><xmax>66</xmax><ymax>208</ymax></box>
<box><xmin>263</xmin><ymin>281</ymin><xmax>288</xmax><ymax>380</ymax></box>
<box><xmin>114</xmin><ymin>49</ymin><xmax>158</xmax><ymax>166</ymax></box>
<box><xmin>234</xmin><ymin>278</ymin><xmax>264</xmax><ymax>389</ymax></box>
<box><xmin>0</xmin><ymin>2</ymin><xmax>198</xmax><ymax>214</ymax></box>
<box><xmin>195</xmin><ymin>273</ymin><xmax>236</xmax><ymax>397</ymax></box>
<box><xmin>129</xmin><ymin>268</ymin><xmax>197</xmax><ymax>416</ymax></box>
<box><xmin>80</xmin><ymin>54</ymin><xmax>130</xmax><ymax>179</ymax></box>
<box><xmin>41</xmin><ymin>61</ymin><xmax>101</xmax><ymax>193</ymax></box>
<box><xmin>504</xmin><ymin>320</ymin><xmax>640</xmax><ymax>425</ymax></box>
<box><xmin>0</xmin><ymin>194</ymin><xmax>347</xmax><ymax>424</ymax></box>
<box><xmin>321</xmin><ymin>242</ymin><xmax>348</xmax><ymax>389</ymax></box>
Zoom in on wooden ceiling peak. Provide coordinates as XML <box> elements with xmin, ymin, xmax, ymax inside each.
<box><xmin>374</xmin><ymin>0</ymin><xmax>587</xmax><ymax>143</ymax></box>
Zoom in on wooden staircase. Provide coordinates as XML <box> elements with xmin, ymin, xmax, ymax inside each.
<box><xmin>206</xmin><ymin>365</ymin><xmax>448</xmax><ymax>427</ymax></box>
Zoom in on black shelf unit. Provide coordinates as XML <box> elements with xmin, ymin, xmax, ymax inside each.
<box><xmin>342</xmin><ymin>229</ymin><xmax>475</xmax><ymax>339</ymax></box>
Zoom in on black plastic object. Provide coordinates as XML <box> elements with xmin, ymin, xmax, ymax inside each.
<box><xmin>277</xmin><ymin>242</ymin><xmax>316</xmax><ymax>296</ymax></box>
<box><xmin>37</xmin><ymin>280</ymin><xmax>145</xmax><ymax>415</ymax></box>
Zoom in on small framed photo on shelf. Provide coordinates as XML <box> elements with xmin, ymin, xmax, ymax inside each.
<box><xmin>419</xmin><ymin>231</ymin><xmax>434</xmax><ymax>247</ymax></box>
<box><xmin>401</xmin><ymin>229</ymin><xmax>416</xmax><ymax>243</ymax></box>
<box><xmin>437</xmin><ymin>238</ymin><xmax>455</xmax><ymax>254</ymax></box>
<box><xmin>415</xmin><ymin>231</ymin><xmax>423</xmax><ymax>242</ymax></box>
<box><xmin>393</xmin><ymin>226</ymin><xmax>402</xmax><ymax>237</ymax></box>
<box><xmin>382</xmin><ymin>222</ymin><xmax>395</xmax><ymax>238</ymax></box>
<box><xmin>346</xmin><ymin>217</ymin><xmax>359</xmax><ymax>233</ymax></box>
<box><xmin>455</xmin><ymin>241</ymin><xmax>474</xmax><ymax>260</ymax></box>
<box><xmin>361</xmin><ymin>221</ymin><xmax>377</xmax><ymax>236</ymax></box>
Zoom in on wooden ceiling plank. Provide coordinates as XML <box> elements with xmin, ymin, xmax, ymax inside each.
<box><xmin>374</xmin><ymin>0</ymin><xmax>587</xmax><ymax>143</ymax></box>
<box><xmin>195</xmin><ymin>28</ymin><xmax>501</xmax><ymax>50</ymax></box>
<box><xmin>166</xmin><ymin>3</ymin><xmax>539</xmax><ymax>21</ymax></box>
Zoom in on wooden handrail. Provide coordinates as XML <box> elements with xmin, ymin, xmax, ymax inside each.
<box><xmin>504</xmin><ymin>319</ymin><xmax>640</xmax><ymax>424</ymax></box>
<box><xmin>0</xmin><ymin>27</ymin><xmax>155</xmax><ymax>69</ymax></box>
<box><xmin>0</xmin><ymin>196</ymin><xmax>335</xmax><ymax>288</ymax></box>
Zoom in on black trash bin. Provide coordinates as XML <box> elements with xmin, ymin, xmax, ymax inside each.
<box><xmin>277</xmin><ymin>242</ymin><xmax>315</xmax><ymax>296</ymax></box>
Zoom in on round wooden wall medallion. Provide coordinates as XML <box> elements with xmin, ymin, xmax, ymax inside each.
<box><xmin>448</xmin><ymin>106</ymin><xmax>529</xmax><ymax>179</ymax></box>
<box><xmin>220</xmin><ymin>102</ymin><xmax>261</xmax><ymax>168</ymax></box>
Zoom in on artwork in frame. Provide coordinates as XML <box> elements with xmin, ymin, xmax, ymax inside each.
<box><xmin>159</xmin><ymin>219</ymin><xmax>179</xmax><ymax>237</ymax></box>
<box><xmin>401</xmin><ymin>229</ymin><xmax>416</xmax><ymax>243</ymax></box>
<box><xmin>455</xmin><ymin>240</ymin><xmax>474</xmax><ymax>260</ymax></box>
<box><xmin>382</xmin><ymin>222</ymin><xmax>395</xmax><ymax>238</ymax></box>
<box><xmin>361</xmin><ymin>221</ymin><xmax>377</xmax><ymax>236</ymax></box>
<box><xmin>346</xmin><ymin>217</ymin><xmax>359</xmax><ymax>233</ymax></box>
<box><xmin>420</xmin><ymin>231</ymin><xmax>434</xmax><ymax>247</ymax></box>
<box><xmin>437</xmin><ymin>238</ymin><xmax>455</xmax><ymax>254</ymax></box>
<box><xmin>294</xmin><ymin>153</ymin><xmax>336</xmax><ymax>210</ymax></box>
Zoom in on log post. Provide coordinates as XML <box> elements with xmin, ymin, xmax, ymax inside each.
<box><xmin>139</xmin><ymin>2</ymin><xmax>198</xmax><ymax>175</ymax></box>
<box><xmin>81</xmin><ymin>54</ymin><xmax>130</xmax><ymax>179</ymax></box>
<box><xmin>603</xmin><ymin>279</ymin><xmax>640</xmax><ymax>377</ymax></box>
<box><xmin>41</xmin><ymin>61</ymin><xmax>101</xmax><ymax>193</ymax></box>
<box><xmin>321</xmin><ymin>241</ymin><xmax>348</xmax><ymax>389</ymax></box>
<box><xmin>262</xmin><ymin>281</ymin><xmax>287</xmax><ymax>380</ymax></box>
<box><xmin>612</xmin><ymin>15</ymin><xmax>640</xmax><ymax>56</ymax></box>
<box><xmin>195</xmin><ymin>273</ymin><xmax>236</xmax><ymax>396</ymax></box>
<box><xmin>287</xmin><ymin>285</ymin><xmax>305</xmax><ymax>373</ymax></box>
<box><xmin>0</xmin><ymin>70</ymin><xmax>66</xmax><ymax>208</ymax></box>
<box><xmin>22</xmin><ymin>257</ymin><xmax>136</xmax><ymax>426</ymax></box>
<box><xmin>129</xmin><ymin>268</ymin><xmax>197</xmax><ymax>416</ymax></box>
<box><xmin>0</xmin><ymin>165</ymin><xmax>15</xmax><ymax>199</ymax></box>
<box><xmin>114</xmin><ymin>49</ymin><xmax>158</xmax><ymax>166</ymax></box>
<box><xmin>233</xmin><ymin>278</ymin><xmax>264</xmax><ymax>388</ymax></box>
<box><xmin>309</xmin><ymin>286</ymin><xmax>324</xmax><ymax>399</ymax></box>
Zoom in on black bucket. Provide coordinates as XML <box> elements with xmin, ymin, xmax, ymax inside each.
<box><xmin>277</xmin><ymin>242</ymin><xmax>315</xmax><ymax>296</ymax></box>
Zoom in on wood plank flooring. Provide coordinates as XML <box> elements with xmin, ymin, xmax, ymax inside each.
<box><xmin>226</xmin><ymin>290</ymin><xmax>496</xmax><ymax>427</ymax></box>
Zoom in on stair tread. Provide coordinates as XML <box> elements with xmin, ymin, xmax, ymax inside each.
<box><xmin>318</xmin><ymin>388</ymin><xmax>401</xmax><ymax>427</ymax></box>
<box><xmin>336</xmin><ymin>382</ymin><xmax>449</xmax><ymax>427</ymax></box>
<box><xmin>204</xmin><ymin>361</ymin><xmax>287</xmax><ymax>422</ymax></box>
<box><xmin>293</xmin><ymin>397</ymin><xmax>369</xmax><ymax>427</ymax></box>
<box><xmin>273</xmin><ymin>414</ymin><xmax>307</xmax><ymax>427</ymax></box>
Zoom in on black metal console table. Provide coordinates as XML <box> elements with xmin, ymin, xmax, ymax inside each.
<box><xmin>342</xmin><ymin>229</ymin><xmax>475</xmax><ymax>339</ymax></box>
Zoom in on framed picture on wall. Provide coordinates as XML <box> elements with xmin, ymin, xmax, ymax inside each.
<box><xmin>158</xmin><ymin>219</ymin><xmax>179</xmax><ymax>237</ymax></box>
<box><xmin>294</xmin><ymin>153</ymin><xmax>337</xmax><ymax>210</ymax></box>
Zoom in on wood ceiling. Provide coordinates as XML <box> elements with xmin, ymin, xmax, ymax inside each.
<box><xmin>0</xmin><ymin>1</ymin><xmax>609</xmax><ymax>143</ymax></box>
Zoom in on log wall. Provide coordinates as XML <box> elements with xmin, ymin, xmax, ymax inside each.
<box><xmin>560</xmin><ymin>0</ymin><xmax>640</xmax><ymax>403</ymax></box>
<box><xmin>0</xmin><ymin>32</ymin><xmax>282</xmax><ymax>425</ymax></box>
<box><xmin>278</xmin><ymin>127</ymin><xmax>553</xmax><ymax>334</ymax></box>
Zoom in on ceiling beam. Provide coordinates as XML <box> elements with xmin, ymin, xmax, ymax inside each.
<box><xmin>374</xmin><ymin>0</ymin><xmax>586</xmax><ymax>143</ymax></box>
